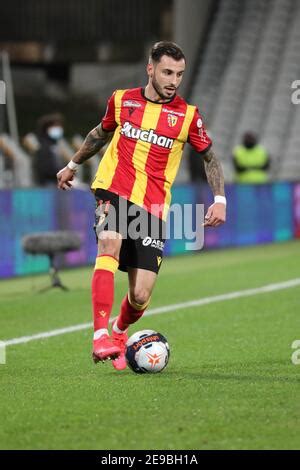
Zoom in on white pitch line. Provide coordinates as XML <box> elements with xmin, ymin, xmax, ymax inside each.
<box><xmin>3</xmin><ymin>277</ymin><xmax>300</xmax><ymax>347</ymax></box>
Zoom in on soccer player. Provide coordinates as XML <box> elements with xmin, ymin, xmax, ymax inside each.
<box><xmin>57</xmin><ymin>41</ymin><xmax>226</xmax><ymax>370</ymax></box>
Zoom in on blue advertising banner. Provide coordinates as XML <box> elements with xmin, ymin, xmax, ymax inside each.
<box><xmin>0</xmin><ymin>183</ymin><xmax>298</xmax><ymax>278</ymax></box>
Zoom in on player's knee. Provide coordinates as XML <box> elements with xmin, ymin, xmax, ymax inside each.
<box><xmin>98</xmin><ymin>238</ymin><xmax>120</xmax><ymax>259</ymax></box>
<box><xmin>130</xmin><ymin>288</ymin><xmax>151</xmax><ymax>308</ymax></box>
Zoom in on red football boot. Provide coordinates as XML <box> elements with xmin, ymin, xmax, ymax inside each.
<box><xmin>111</xmin><ymin>322</ymin><xmax>128</xmax><ymax>370</ymax></box>
<box><xmin>92</xmin><ymin>334</ymin><xmax>121</xmax><ymax>363</ymax></box>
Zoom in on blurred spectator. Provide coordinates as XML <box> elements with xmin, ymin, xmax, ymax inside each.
<box><xmin>22</xmin><ymin>132</ymin><xmax>40</xmax><ymax>155</ymax></box>
<box><xmin>0</xmin><ymin>135</ymin><xmax>16</xmax><ymax>187</ymax></box>
<box><xmin>233</xmin><ymin>132</ymin><xmax>270</xmax><ymax>183</ymax></box>
<box><xmin>33</xmin><ymin>113</ymin><xmax>66</xmax><ymax>186</ymax></box>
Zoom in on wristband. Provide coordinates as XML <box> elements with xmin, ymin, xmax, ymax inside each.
<box><xmin>67</xmin><ymin>160</ymin><xmax>79</xmax><ymax>171</ymax></box>
<box><xmin>214</xmin><ymin>195</ymin><xmax>226</xmax><ymax>205</ymax></box>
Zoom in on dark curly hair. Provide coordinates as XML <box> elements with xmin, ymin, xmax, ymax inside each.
<box><xmin>149</xmin><ymin>41</ymin><xmax>186</xmax><ymax>64</ymax></box>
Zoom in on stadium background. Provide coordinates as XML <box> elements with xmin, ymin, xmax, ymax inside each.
<box><xmin>0</xmin><ymin>0</ymin><xmax>300</xmax><ymax>451</ymax></box>
<box><xmin>1</xmin><ymin>0</ymin><xmax>300</xmax><ymax>277</ymax></box>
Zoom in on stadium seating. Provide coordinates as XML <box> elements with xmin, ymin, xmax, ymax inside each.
<box><xmin>190</xmin><ymin>0</ymin><xmax>300</xmax><ymax>181</ymax></box>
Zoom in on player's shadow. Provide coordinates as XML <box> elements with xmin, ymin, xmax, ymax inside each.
<box><xmin>160</xmin><ymin>360</ymin><xmax>300</xmax><ymax>384</ymax></box>
<box><xmin>165</xmin><ymin>372</ymin><xmax>300</xmax><ymax>384</ymax></box>
<box><xmin>105</xmin><ymin>359</ymin><xmax>300</xmax><ymax>383</ymax></box>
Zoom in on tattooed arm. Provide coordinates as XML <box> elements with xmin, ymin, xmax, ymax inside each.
<box><xmin>57</xmin><ymin>124</ymin><xmax>111</xmax><ymax>190</ymax></box>
<box><xmin>203</xmin><ymin>147</ymin><xmax>225</xmax><ymax>196</ymax></box>
<box><xmin>72</xmin><ymin>124</ymin><xmax>111</xmax><ymax>164</ymax></box>
<box><xmin>202</xmin><ymin>147</ymin><xmax>226</xmax><ymax>227</ymax></box>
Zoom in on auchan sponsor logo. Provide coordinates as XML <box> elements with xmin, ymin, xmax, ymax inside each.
<box><xmin>120</xmin><ymin>122</ymin><xmax>174</xmax><ymax>149</ymax></box>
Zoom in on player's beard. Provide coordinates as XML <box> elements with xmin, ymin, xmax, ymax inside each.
<box><xmin>152</xmin><ymin>75</ymin><xmax>176</xmax><ymax>101</ymax></box>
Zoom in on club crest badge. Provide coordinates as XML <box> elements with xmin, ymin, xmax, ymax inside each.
<box><xmin>167</xmin><ymin>114</ymin><xmax>178</xmax><ymax>127</ymax></box>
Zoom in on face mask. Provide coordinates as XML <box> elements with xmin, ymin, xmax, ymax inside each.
<box><xmin>47</xmin><ymin>126</ymin><xmax>63</xmax><ymax>140</ymax></box>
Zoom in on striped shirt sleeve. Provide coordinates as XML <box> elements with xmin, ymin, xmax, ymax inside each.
<box><xmin>188</xmin><ymin>107</ymin><xmax>212</xmax><ymax>153</ymax></box>
<box><xmin>101</xmin><ymin>91</ymin><xmax>118</xmax><ymax>132</ymax></box>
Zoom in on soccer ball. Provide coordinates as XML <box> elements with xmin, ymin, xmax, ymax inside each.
<box><xmin>125</xmin><ymin>329</ymin><xmax>170</xmax><ymax>374</ymax></box>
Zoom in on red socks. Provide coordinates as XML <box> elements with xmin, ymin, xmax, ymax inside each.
<box><xmin>115</xmin><ymin>294</ymin><xmax>150</xmax><ymax>331</ymax></box>
<box><xmin>92</xmin><ymin>255</ymin><xmax>119</xmax><ymax>335</ymax></box>
<box><xmin>92</xmin><ymin>254</ymin><xmax>151</xmax><ymax>336</ymax></box>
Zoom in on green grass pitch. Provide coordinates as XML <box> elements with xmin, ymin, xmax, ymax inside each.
<box><xmin>0</xmin><ymin>240</ymin><xmax>300</xmax><ymax>450</ymax></box>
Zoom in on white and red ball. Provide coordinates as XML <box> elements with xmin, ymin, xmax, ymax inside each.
<box><xmin>125</xmin><ymin>329</ymin><xmax>170</xmax><ymax>374</ymax></box>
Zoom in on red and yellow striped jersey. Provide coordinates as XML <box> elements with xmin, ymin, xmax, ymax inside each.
<box><xmin>91</xmin><ymin>87</ymin><xmax>211</xmax><ymax>220</ymax></box>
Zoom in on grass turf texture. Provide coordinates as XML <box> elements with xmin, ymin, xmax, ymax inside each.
<box><xmin>0</xmin><ymin>240</ymin><xmax>300</xmax><ymax>450</ymax></box>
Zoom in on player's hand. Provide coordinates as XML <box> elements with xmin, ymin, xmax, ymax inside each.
<box><xmin>203</xmin><ymin>202</ymin><xmax>226</xmax><ymax>227</ymax></box>
<box><xmin>56</xmin><ymin>167</ymin><xmax>75</xmax><ymax>190</ymax></box>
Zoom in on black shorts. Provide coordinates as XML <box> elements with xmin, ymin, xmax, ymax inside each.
<box><xmin>93</xmin><ymin>189</ymin><xmax>166</xmax><ymax>274</ymax></box>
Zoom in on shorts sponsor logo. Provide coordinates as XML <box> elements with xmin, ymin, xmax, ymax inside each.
<box><xmin>142</xmin><ymin>237</ymin><xmax>164</xmax><ymax>251</ymax></box>
<box><xmin>152</xmin><ymin>240</ymin><xmax>164</xmax><ymax>250</ymax></box>
<box><xmin>120</xmin><ymin>122</ymin><xmax>174</xmax><ymax>149</ymax></box>
<box><xmin>142</xmin><ymin>236</ymin><xmax>152</xmax><ymax>246</ymax></box>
